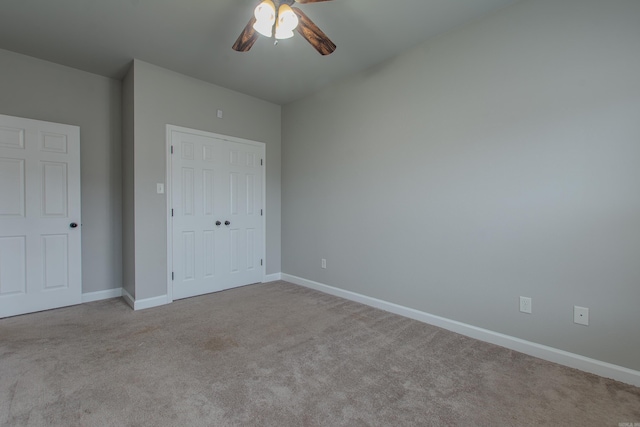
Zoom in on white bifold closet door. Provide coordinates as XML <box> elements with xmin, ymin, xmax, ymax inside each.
<box><xmin>170</xmin><ymin>128</ymin><xmax>264</xmax><ymax>300</ymax></box>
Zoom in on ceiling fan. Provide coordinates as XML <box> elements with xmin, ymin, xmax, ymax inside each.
<box><xmin>233</xmin><ymin>0</ymin><xmax>336</xmax><ymax>55</ymax></box>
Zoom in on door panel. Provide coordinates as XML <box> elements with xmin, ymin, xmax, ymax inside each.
<box><xmin>42</xmin><ymin>234</ymin><xmax>68</xmax><ymax>289</ymax></box>
<box><xmin>42</xmin><ymin>161</ymin><xmax>68</xmax><ymax>216</ymax></box>
<box><xmin>0</xmin><ymin>158</ymin><xmax>25</xmax><ymax>216</ymax></box>
<box><xmin>171</xmin><ymin>129</ymin><xmax>264</xmax><ymax>300</ymax></box>
<box><xmin>0</xmin><ymin>114</ymin><xmax>81</xmax><ymax>318</ymax></box>
<box><xmin>41</xmin><ymin>132</ymin><xmax>68</xmax><ymax>153</ymax></box>
<box><xmin>0</xmin><ymin>125</ymin><xmax>25</xmax><ymax>149</ymax></box>
<box><xmin>0</xmin><ymin>236</ymin><xmax>26</xmax><ymax>295</ymax></box>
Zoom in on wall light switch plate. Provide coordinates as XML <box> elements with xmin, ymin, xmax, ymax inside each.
<box><xmin>157</xmin><ymin>183</ymin><xmax>164</xmax><ymax>194</ymax></box>
<box><xmin>574</xmin><ymin>306</ymin><xmax>589</xmax><ymax>325</ymax></box>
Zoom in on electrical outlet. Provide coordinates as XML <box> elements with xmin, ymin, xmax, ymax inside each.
<box><xmin>321</xmin><ymin>259</ymin><xmax>326</xmax><ymax>269</ymax></box>
<box><xmin>519</xmin><ymin>296</ymin><xmax>532</xmax><ymax>314</ymax></box>
<box><xmin>574</xmin><ymin>306</ymin><xmax>589</xmax><ymax>325</ymax></box>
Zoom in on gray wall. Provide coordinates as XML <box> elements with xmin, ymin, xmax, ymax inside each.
<box><xmin>129</xmin><ymin>60</ymin><xmax>281</xmax><ymax>300</ymax></box>
<box><xmin>122</xmin><ymin>64</ymin><xmax>136</xmax><ymax>298</ymax></box>
<box><xmin>0</xmin><ymin>48</ymin><xmax>122</xmax><ymax>295</ymax></box>
<box><xmin>281</xmin><ymin>0</ymin><xmax>640</xmax><ymax>371</ymax></box>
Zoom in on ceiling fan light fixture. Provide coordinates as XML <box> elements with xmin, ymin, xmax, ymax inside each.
<box><xmin>253</xmin><ymin>20</ymin><xmax>274</xmax><ymax>38</ymax></box>
<box><xmin>275</xmin><ymin>4</ymin><xmax>299</xmax><ymax>39</ymax></box>
<box><xmin>253</xmin><ymin>0</ymin><xmax>276</xmax><ymax>37</ymax></box>
<box><xmin>233</xmin><ymin>0</ymin><xmax>336</xmax><ymax>55</ymax></box>
<box><xmin>275</xmin><ymin>28</ymin><xmax>295</xmax><ymax>39</ymax></box>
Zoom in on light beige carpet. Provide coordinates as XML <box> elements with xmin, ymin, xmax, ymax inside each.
<box><xmin>1</xmin><ymin>281</ymin><xmax>639</xmax><ymax>426</ymax></box>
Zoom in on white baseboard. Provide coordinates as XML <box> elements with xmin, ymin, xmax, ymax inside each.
<box><xmin>82</xmin><ymin>288</ymin><xmax>123</xmax><ymax>303</ymax></box>
<box><xmin>263</xmin><ymin>273</ymin><xmax>282</xmax><ymax>283</ymax></box>
<box><xmin>282</xmin><ymin>273</ymin><xmax>640</xmax><ymax>387</ymax></box>
<box><xmin>121</xmin><ymin>289</ymin><xmax>169</xmax><ymax>311</ymax></box>
<box><xmin>116</xmin><ymin>273</ymin><xmax>285</xmax><ymax>311</ymax></box>
<box><xmin>122</xmin><ymin>289</ymin><xmax>135</xmax><ymax>309</ymax></box>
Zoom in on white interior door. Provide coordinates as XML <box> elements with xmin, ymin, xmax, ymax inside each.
<box><xmin>170</xmin><ymin>128</ymin><xmax>264</xmax><ymax>300</ymax></box>
<box><xmin>0</xmin><ymin>114</ymin><xmax>81</xmax><ymax>318</ymax></box>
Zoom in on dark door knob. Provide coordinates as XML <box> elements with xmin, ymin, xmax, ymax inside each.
<box><xmin>70</xmin><ymin>223</ymin><xmax>78</xmax><ymax>228</ymax></box>
<box><xmin>215</xmin><ymin>221</ymin><xmax>221</xmax><ymax>226</ymax></box>
<box><xmin>224</xmin><ymin>221</ymin><xmax>231</xmax><ymax>226</ymax></box>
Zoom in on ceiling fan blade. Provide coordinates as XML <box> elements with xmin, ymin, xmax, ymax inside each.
<box><xmin>295</xmin><ymin>0</ymin><xmax>334</xmax><ymax>3</ymax></box>
<box><xmin>232</xmin><ymin>17</ymin><xmax>259</xmax><ymax>52</ymax></box>
<box><xmin>292</xmin><ymin>7</ymin><xmax>336</xmax><ymax>55</ymax></box>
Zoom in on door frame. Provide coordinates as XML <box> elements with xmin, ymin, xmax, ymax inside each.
<box><xmin>165</xmin><ymin>125</ymin><xmax>267</xmax><ymax>303</ymax></box>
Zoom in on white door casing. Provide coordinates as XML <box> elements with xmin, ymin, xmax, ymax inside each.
<box><xmin>0</xmin><ymin>114</ymin><xmax>81</xmax><ymax>318</ymax></box>
<box><xmin>168</xmin><ymin>126</ymin><xmax>265</xmax><ymax>301</ymax></box>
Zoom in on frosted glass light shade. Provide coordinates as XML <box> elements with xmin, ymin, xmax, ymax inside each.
<box><xmin>254</xmin><ymin>20</ymin><xmax>274</xmax><ymax>37</ymax></box>
<box><xmin>253</xmin><ymin>0</ymin><xmax>276</xmax><ymax>37</ymax></box>
<box><xmin>275</xmin><ymin>4</ymin><xmax>299</xmax><ymax>39</ymax></box>
<box><xmin>275</xmin><ymin>28</ymin><xmax>294</xmax><ymax>39</ymax></box>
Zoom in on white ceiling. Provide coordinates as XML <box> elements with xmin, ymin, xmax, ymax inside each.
<box><xmin>0</xmin><ymin>0</ymin><xmax>520</xmax><ymax>105</ymax></box>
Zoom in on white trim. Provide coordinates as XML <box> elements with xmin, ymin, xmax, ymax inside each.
<box><xmin>166</xmin><ymin>125</ymin><xmax>174</xmax><ymax>304</ymax></box>
<box><xmin>263</xmin><ymin>273</ymin><xmax>282</xmax><ymax>283</ymax></box>
<box><xmin>122</xmin><ymin>288</ymin><xmax>135</xmax><ymax>309</ymax></box>
<box><xmin>282</xmin><ymin>274</ymin><xmax>640</xmax><ymax>387</ymax></box>
<box><xmin>262</xmin><ymin>150</ymin><xmax>267</xmax><ymax>286</ymax></box>
<box><xmin>82</xmin><ymin>288</ymin><xmax>123</xmax><ymax>303</ymax></box>
<box><xmin>121</xmin><ymin>289</ymin><xmax>169</xmax><ymax>311</ymax></box>
<box><xmin>166</xmin><ymin>125</ymin><xmax>268</xmax><ymax>148</ymax></box>
<box><xmin>134</xmin><ymin>294</ymin><xmax>169</xmax><ymax>311</ymax></box>
<box><xmin>166</xmin><ymin>125</ymin><xmax>267</xmax><ymax>302</ymax></box>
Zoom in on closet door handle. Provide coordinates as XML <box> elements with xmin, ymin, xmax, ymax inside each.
<box><xmin>215</xmin><ymin>221</ymin><xmax>221</xmax><ymax>226</ymax></box>
<box><xmin>225</xmin><ymin>221</ymin><xmax>231</xmax><ymax>226</ymax></box>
